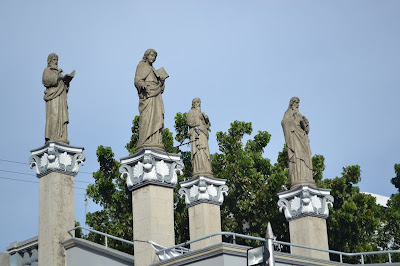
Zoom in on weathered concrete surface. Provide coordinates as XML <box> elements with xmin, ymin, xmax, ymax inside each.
<box><xmin>39</xmin><ymin>172</ymin><xmax>75</xmax><ymax>266</ymax></box>
<box><xmin>63</xmin><ymin>238</ymin><xmax>134</xmax><ymax>266</ymax></box>
<box><xmin>152</xmin><ymin>242</ymin><xmax>345</xmax><ymax>266</ymax></box>
<box><xmin>189</xmin><ymin>203</ymin><xmax>222</xmax><ymax>250</ymax></box>
<box><xmin>289</xmin><ymin>216</ymin><xmax>330</xmax><ymax>260</ymax></box>
<box><xmin>0</xmin><ymin>253</ymin><xmax>10</xmax><ymax>266</ymax></box>
<box><xmin>132</xmin><ymin>185</ymin><xmax>175</xmax><ymax>266</ymax></box>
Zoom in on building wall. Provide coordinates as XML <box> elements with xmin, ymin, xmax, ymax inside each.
<box><xmin>177</xmin><ymin>254</ymin><xmax>247</xmax><ymax>266</ymax></box>
<box><xmin>0</xmin><ymin>253</ymin><xmax>10</xmax><ymax>266</ymax></box>
<box><xmin>6</xmin><ymin>236</ymin><xmax>38</xmax><ymax>266</ymax></box>
<box><xmin>63</xmin><ymin>238</ymin><xmax>134</xmax><ymax>266</ymax></box>
<box><xmin>65</xmin><ymin>245</ymin><xmax>132</xmax><ymax>266</ymax></box>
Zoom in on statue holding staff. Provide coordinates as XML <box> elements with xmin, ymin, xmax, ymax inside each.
<box><xmin>281</xmin><ymin>97</ymin><xmax>315</xmax><ymax>188</ymax></box>
<box><xmin>134</xmin><ymin>49</ymin><xmax>169</xmax><ymax>151</ymax></box>
<box><xmin>42</xmin><ymin>53</ymin><xmax>75</xmax><ymax>144</ymax></box>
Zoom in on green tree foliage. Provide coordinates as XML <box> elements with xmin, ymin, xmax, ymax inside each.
<box><xmin>172</xmin><ymin>112</ymin><xmax>191</xmax><ymax>244</ymax></box>
<box><xmin>212</xmin><ymin>121</ymin><xmax>290</xmax><ymax>244</ymax></box>
<box><xmin>86</xmin><ymin>114</ymin><xmax>397</xmax><ymax>263</ymax></box>
<box><xmin>85</xmin><ymin>145</ymin><xmax>133</xmax><ymax>253</ymax></box>
<box><xmin>384</xmin><ymin>164</ymin><xmax>400</xmax><ymax>262</ymax></box>
<box><xmin>276</xmin><ymin>146</ymin><xmax>392</xmax><ymax>262</ymax></box>
<box><xmin>125</xmin><ymin>116</ymin><xmax>140</xmax><ymax>154</ymax></box>
<box><xmin>74</xmin><ymin>221</ymin><xmax>83</xmax><ymax>238</ymax></box>
<box><xmin>317</xmin><ymin>166</ymin><xmax>389</xmax><ymax>263</ymax></box>
<box><xmin>174</xmin><ymin>118</ymin><xmax>292</xmax><ymax>244</ymax></box>
<box><xmin>86</xmin><ymin>116</ymin><xmax>190</xmax><ymax>253</ymax></box>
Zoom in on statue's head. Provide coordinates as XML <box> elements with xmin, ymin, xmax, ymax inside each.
<box><xmin>47</xmin><ymin>53</ymin><xmax>58</xmax><ymax>68</ymax></box>
<box><xmin>289</xmin><ymin>97</ymin><xmax>300</xmax><ymax>109</ymax></box>
<box><xmin>142</xmin><ymin>49</ymin><xmax>157</xmax><ymax>65</ymax></box>
<box><xmin>192</xmin><ymin>97</ymin><xmax>201</xmax><ymax>109</ymax></box>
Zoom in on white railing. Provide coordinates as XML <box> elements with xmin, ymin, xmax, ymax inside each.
<box><xmin>67</xmin><ymin>227</ymin><xmax>400</xmax><ymax>264</ymax></box>
<box><xmin>156</xmin><ymin>232</ymin><xmax>400</xmax><ymax>264</ymax></box>
<box><xmin>68</xmin><ymin>226</ymin><xmax>134</xmax><ymax>248</ymax></box>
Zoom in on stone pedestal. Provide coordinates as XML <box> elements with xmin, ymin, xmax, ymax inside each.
<box><xmin>29</xmin><ymin>142</ymin><xmax>85</xmax><ymax>266</ymax></box>
<box><xmin>132</xmin><ymin>185</ymin><xmax>175</xmax><ymax>265</ymax></box>
<box><xmin>120</xmin><ymin>148</ymin><xmax>183</xmax><ymax>266</ymax></box>
<box><xmin>38</xmin><ymin>172</ymin><xmax>74</xmax><ymax>266</ymax></box>
<box><xmin>179</xmin><ymin>175</ymin><xmax>228</xmax><ymax>250</ymax></box>
<box><xmin>289</xmin><ymin>216</ymin><xmax>329</xmax><ymax>259</ymax></box>
<box><xmin>188</xmin><ymin>203</ymin><xmax>222</xmax><ymax>250</ymax></box>
<box><xmin>278</xmin><ymin>184</ymin><xmax>333</xmax><ymax>261</ymax></box>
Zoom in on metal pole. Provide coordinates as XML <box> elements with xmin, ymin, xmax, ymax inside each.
<box><xmin>84</xmin><ymin>195</ymin><xmax>88</xmax><ymax>225</ymax></box>
<box><xmin>266</xmin><ymin>222</ymin><xmax>275</xmax><ymax>266</ymax></box>
<box><xmin>105</xmin><ymin>236</ymin><xmax>108</xmax><ymax>248</ymax></box>
<box><xmin>389</xmin><ymin>253</ymin><xmax>392</xmax><ymax>263</ymax></box>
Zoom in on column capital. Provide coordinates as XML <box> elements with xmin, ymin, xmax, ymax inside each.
<box><xmin>29</xmin><ymin>141</ymin><xmax>85</xmax><ymax>178</ymax></box>
<box><xmin>119</xmin><ymin>147</ymin><xmax>184</xmax><ymax>191</ymax></box>
<box><xmin>179</xmin><ymin>175</ymin><xmax>229</xmax><ymax>207</ymax></box>
<box><xmin>278</xmin><ymin>184</ymin><xmax>334</xmax><ymax>221</ymax></box>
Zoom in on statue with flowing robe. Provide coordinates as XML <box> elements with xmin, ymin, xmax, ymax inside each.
<box><xmin>187</xmin><ymin>98</ymin><xmax>213</xmax><ymax>177</ymax></box>
<box><xmin>134</xmin><ymin>49</ymin><xmax>168</xmax><ymax>151</ymax></box>
<box><xmin>42</xmin><ymin>53</ymin><xmax>75</xmax><ymax>144</ymax></box>
<box><xmin>281</xmin><ymin>97</ymin><xmax>315</xmax><ymax>188</ymax></box>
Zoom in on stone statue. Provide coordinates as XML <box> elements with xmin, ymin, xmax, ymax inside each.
<box><xmin>42</xmin><ymin>53</ymin><xmax>75</xmax><ymax>144</ymax></box>
<box><xmin>134</xmin><ymin>49</ymin><xmax>169</xmax><ymax>151</ymax></box>
<box><xmin>187</xmin><ymin>98</ymin><xmax>213</xmax><ymax>177</ymax></box>
<box><xmin>281</xmin><ymin>97</ymin><xmax>315</xmax><ymax>188</ymax></box>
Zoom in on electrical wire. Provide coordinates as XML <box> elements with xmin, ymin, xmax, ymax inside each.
<box><xmin>0</xmin><ymin>175</ymin><xmax>37</xmax><ymax>184</ymax></box>
<box><xmin>0</xmin><ymin>158</ymin><xmax>95</xmax><ymax>176</ymax></box>
<box><xmin>0</xmin><ymin>175</ymin><xmax>88</xmax><ymax>190</ymax></box>
<box><xmin>0</xmin><ymin>169</ymin><xmax>93</xmax><ymax>184</ymax></box>
<box><xmin>0</xmin><ymin>159</ymin><xmax>27</xmax><ymax>165</ymax></box>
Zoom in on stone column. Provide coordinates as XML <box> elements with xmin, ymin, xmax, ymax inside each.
<box><xmin>29</xmin><ymin>142</ymin><xmax>85</xmax><ymax>266</ymax></box>
<box><xmin>278</xmin><ymin>184</ymin><xmax>334</xmax><ymax>260</ymax></box>
<box><xmin>119</xmin><ymin>148</ymin><xmax>183</xmax><ymax>266</ymax></box>
<box><xmin>179</xmin><ymin>175</ymin><xmax>228</xmax><ymax>250</ymax></box>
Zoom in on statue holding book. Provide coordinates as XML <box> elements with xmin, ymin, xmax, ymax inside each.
<box><xmin>281</xmin><ymin>97</ymin><xmax>315</xmax><ymax>188</ymax></box>
<box><xmin>42</xmin><ymin>53</ymin><xmax>75</xmax><ymax>144</ymax></box>
<box><xmin>134</xmin><ymin>49</ymin><xmax>169</xmax><ymax>151</ymax></box>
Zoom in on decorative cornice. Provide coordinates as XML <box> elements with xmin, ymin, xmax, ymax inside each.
<box><xmin>120</xmin><ymin>148</ymin><xmax>181</xmax><ymax>165</ymax></box>
<box><xmin>277</xmin><ymin>184</ymin><xmax>334</xmax><ymax>221</ymax></box>
<box><xmin>120</xmin><ymin>148</ymin><xmax>184</xmax><ymax>191</ymax></box>
<box><xmin>179</xmin><ymin>175</ymin><xmax>229</xmax><ymax>207</ymax></box>
<box><xmin>7</xmin><ymin>236</ymin><xmax>38</xmax><ymax>255</ymax></box>
<box><xmin>29</xmin><ymin>142</ymin><xmax>85</xmax><ymax>178</ymax></box>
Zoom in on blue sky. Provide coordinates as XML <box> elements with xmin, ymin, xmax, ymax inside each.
<box><xmin>1</xmin><ymin>0</ymin><xmax>399</xmax><ymax>253</ymax></box>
